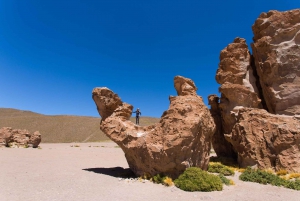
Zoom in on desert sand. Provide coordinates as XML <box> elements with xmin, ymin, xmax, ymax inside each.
<box><xmin>1</xmin><ymin>142</ymin><xmax>300</xmax><ymax>201</ymax></box>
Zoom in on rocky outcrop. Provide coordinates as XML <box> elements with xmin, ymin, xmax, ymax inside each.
<box><xmin>210</xmin><ymin>38</ymin><xmax>263</xmax><ymax>159</ymax></box>
<box><xmin>252</xmin><ymin>9</ymin><xmax>300</xmax><ymax>115</ymax></box>
<box><xmin>225</xmin><ymin>108</ymin><xmax>300</xmax><ymax>172</ymax></box>
<box><xmin>92</xmin><ymin>76</ymin><xmax>215</xmax><ymax>178</ymax></box>
<box><xmin>210</xmin><ymin>9</ymin><xmax>300</xmax><ymax>171</ymax></box>
<box><xmin>216</xmin><ymin>38</ymin><xmax>263</xmax><ymax>133</ymax></box>
<box><xmin>0</xmin><ymin>127</ymin><xmax>41</xmax><ymax>148</ymax></box>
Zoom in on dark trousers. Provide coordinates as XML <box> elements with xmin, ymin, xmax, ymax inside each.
<box><xmin>136</xmin><ymin>116</ymin><xmax>140</xmax><ymax>125</ymax></box>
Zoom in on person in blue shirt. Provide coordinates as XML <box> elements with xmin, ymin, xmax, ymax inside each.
<box><xmin>132</xmin><ymin>108</ymin><xmax>141</xmax><ymax>125</ymax></box>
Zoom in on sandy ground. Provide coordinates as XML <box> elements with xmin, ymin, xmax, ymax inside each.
<box><xmin>1</xmin><ymin>142</ymin><xmax>300</xmax><ymax>201</ymax></box>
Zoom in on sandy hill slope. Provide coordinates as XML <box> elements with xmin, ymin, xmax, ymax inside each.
<box><xmin>0</xmin><ymin>108</ymin><xmax>159</xmax><ymax>143</ymax></box>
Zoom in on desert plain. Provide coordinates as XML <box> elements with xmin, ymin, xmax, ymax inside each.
<box><xmin>1</xmin><ymin>142</ymin><xmax>300</xmax><ymax>201</ymax></box>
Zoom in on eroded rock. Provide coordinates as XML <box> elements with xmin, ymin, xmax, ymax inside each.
<box><xmin>92</xmin><ymin>76</ymin><xmax>215</xmax><ymax>178</ymax></box>
<box><xmin>225</xmin><ymin>108</ymin><xmax>300</xmax><ymax>172</ymax></box>
<box><xmin>252</xmin><ymin>9</ymin><xmax>300</xmax><ymax>115</ymax></box>
<box><xmin>211</xmin><ymin>9</ymin><xmax>300</xmax><ymax>171</ymax></box>
<box><xmin>210</xmin><ymin>38</ymin><xmax>263</xmax><ymax>159</ymax></box>
<box><xmin>217</xmin><ymin>38</ymin><xmax>263</xmax><ymax>134</ymax></box>
<box><xmin>0</xmin><ymin>127</ymin><xmax>42</xmax><ymax>148</ymax></box>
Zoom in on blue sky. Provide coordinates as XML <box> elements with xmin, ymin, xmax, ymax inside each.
<box><xmin>0</xmin><ymin>0</ymin><xmax>299</xmax><ymax>117</ymax></box>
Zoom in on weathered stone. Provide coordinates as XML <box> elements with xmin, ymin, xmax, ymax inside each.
<box><xmin>225</xmin><ymin>108</ymin><xmax>300</xmax><ymax>172</ymax></box>
<box><xmin>92</xmin><ymin>87</ymin><xmax>123</xmax><ymax>120</ymax></box>
<box><xmin>0</xmin><ymin>127</ymin><xmax>41</xmax><ymax>148</ymax></box>
<box><xmin>209</xmin><ymin>9</ymin><xmax>300</xmax><ymax>171</ymax></box>
<box><xmin>211</xmin><ymin>38</ymin><xmax>263</xmax><ymax>159</ymax></box>
<box><xmin>29</xmin><ymin>131</ymin><xmax>42</xmax><ymax>148</ymax></box>
<box><xmin>252</xmin><ymin>9</ymin><xmax>300</xmax><ymax>115</ymax></box>
<box><xmin>0</xmin><ymin>127</ymin><xmax>13</xmax><ymax>146</ymax></box>
<box><xmin>217</xmin><ymin>37</ymin><xmax>258</xmax><ymax>91</ymax></box>
<box><xmin>92</xmin><ymin>76</ymin><xmax>215</xmax><ymax>178</ymax></box>
<box><xmin>217</xmin><ymin>38</ymin><xmax>263</xmax><ymax>134</ymax></box>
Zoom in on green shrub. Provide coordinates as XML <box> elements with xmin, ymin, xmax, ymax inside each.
<box><xmin>218</xmin><ymin>174</ymin><xmax>231</xmax><ymax>185</ymax></box>
<box><xmin>285</xmin><ymin>179</ymin><xmax>300</xmax><ymax>190</ymax></box>
<box><xmin>152</xmin><ymin>174</ymin><xmax>165</xmax><ymax>184</ymax></box>
<box><xmin>208</xmin><ymin>162</ymin><xmax>235</xmax><ymax>176</ymax></box>
<box><xmin>239</xmin><ymin>167</ymin><xmax>300</xmax><ymax>190</ymax></box>
<box><xmin>240</xmin><ymin>167</ymin><xmax>286</xmax><ymax>186</ymax></box>
<box><xmin>174</xmin><ymin>167</ymin><xmax>223</xmax><ymax>192</ymax></box>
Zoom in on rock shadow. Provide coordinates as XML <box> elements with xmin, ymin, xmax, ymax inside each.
<box><xmin>83</xmin><ymin>166</ymin><xmax>136</xmax><ymax>178</ymax></box>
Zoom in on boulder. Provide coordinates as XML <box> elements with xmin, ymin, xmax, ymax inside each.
<box><xmin>29</xmin><ymin>131</ymin><xmax>42</xmax><ymax>148</ymax></box>
<box><xmin>252</xmin><ymin>9</ymin><xmax>300</xmax><ymax>115</ymax></box>
<box><xmin>92</xmin><ymin>76</ymin><xmax>216</xmax><ymax>178</ymax></box>
<box><xmin>0</xmin><ymin>127</ymin><xmax>13</xmax><ymax>146</ymax></box>
<box><xmin>0</xmin><ymin>127</ymin><xmax>42</xmax><ymax>148</ymax></box>
<box><xmin>225</xmin><ymin>108</ymin><xmax>300</xmax><ymax>172</ymax></box>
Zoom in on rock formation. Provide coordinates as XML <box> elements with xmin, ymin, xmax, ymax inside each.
<box><xmin>252</xmin><ymin>9</ymin><xmax>300</xmax><ymax>115</ymax></box>
<box><xmin>210</xmin><ymin>9</ymin><xmax>300</xmax><ymax>171</ymax></box>
<box><xmin>210</xmin><ymin>37</ymin><xmax>263</xmax><ymax>159</ymax></box>
<box><xmin>92</xmin><ymin>76</ymin><xmax>216</xmax><ymax>178</ymax></box>
<box><xmin>225</xmin><ymin>108</ymin><xmax>300</xmax><ymax>172</ymax></box>
<box><xmin>216</xmin><ymin>38</ymin><xmax>263</xmax><ymax>131</ymax></box>
<box><xmin>0</xmin><ymin>127</ymin><xmax>41</xmax><ymax>148</ymax></box>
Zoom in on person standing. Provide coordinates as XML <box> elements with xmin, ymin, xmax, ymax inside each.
<box><xmin>132</xmin><ymin>108</ymin><xmax>141</xmax><ymax>125</ymax></box>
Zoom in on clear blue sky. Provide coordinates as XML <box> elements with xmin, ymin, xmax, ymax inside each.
<box><xmin>0</xmin><ymin>1</ymin><xmax>299</xmax><ymax>117</ymax></box>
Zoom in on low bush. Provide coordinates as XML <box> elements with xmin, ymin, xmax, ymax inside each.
<box><xmin>174</xmin><ymin>167</ymin><xmax>223</xmax><ymax>192</ymax></box>
<box><xmin>218</xmin><ymin>174</ymin><xmax>231</xmax><ymax>185</ymax></box>
<box><xmin>152</xmin><ymin>174</ymin><xmax>164</xmax><ymax>184</ymax></box>
<box><xmin>240</xmin><ymin>167</ymin><xmax>300</xmax><ymax>190</ymax></box>
<box><xmin>208</xmin><ymin>162</ymin><xmax>235</xmax><ymax>176</ymax></box>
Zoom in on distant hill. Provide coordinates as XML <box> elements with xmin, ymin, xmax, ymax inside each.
<box><xmin>0</xmin><ymin>108</ymin><xmax>159</xmax><ymax>143</ymax></box>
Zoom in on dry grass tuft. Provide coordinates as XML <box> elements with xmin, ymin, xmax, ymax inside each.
<box><xmin>263</xmin><ymin>168</ymin><xmax>275</xmax><ymax>174</ymax></box>
<box><xmin>288</xmin><ymin>173</ymin><xmax>300</xmax><ymax>180</ymax></box>
<box><xmin>163</xmin><ymin>177</ymin><xmax>174</xmax><ymax>186</ymax></box>
<box><xmin>276</xmin><ymin>169</ymin><xmax>288</xmax><ymax>176</ymax></box>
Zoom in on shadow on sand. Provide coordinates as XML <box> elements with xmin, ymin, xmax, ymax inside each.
<box><xmin>83</xmin><ymin>167</ymin><xmax>136</xmax><ymax>178</ymax></box>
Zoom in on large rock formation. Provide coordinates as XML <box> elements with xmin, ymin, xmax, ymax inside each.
<box><xmin>210</xmin><ymin>9</ymin><xmax>300</xmax><ymax>171</ymax></box>
<box><xmin>225</xmin><ymin>108</ymin><xmax>300</xmax><ymax>172</ymax></box>
<box><xmin>210</xmin><ymin>37</ymin><xmax>263</xmax><ymax>158</ymax></box>
<box><xmin>216</xmin><ymin>38</ymin><xmax>263</xmax><ymax>133</ymax></box>
<box><xmin>252</xmin><ymin>9</ymin><xmax>300</xmax><ymax>115</ymax></box>
<box><xmin>92</xmin><ymin>76</ymin><xmax>216</xmax><ymax>178</ymax></box>
<box><xmin>0</xmin><ymin>127</ymin><xmax>41</xmax><ymax>148</ymax></box>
